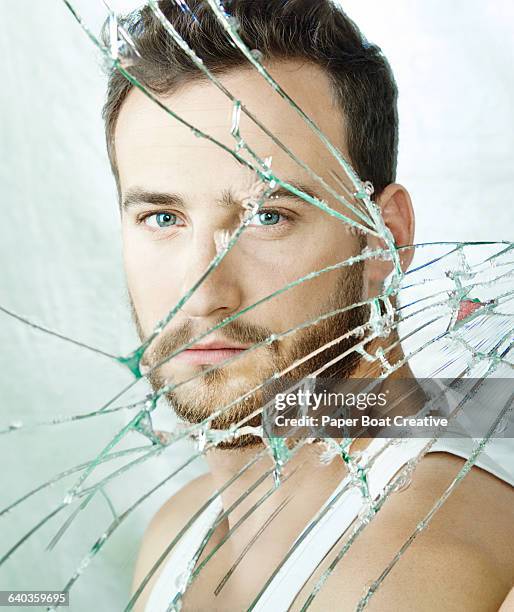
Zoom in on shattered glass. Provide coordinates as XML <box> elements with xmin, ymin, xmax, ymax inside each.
<box><xmin>1</xmin><ymin>1</ymin><xmax>513</xmax><ymax>611</ymax></box>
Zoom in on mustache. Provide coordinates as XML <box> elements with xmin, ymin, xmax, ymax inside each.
<box><xmin>143</xmin><ymin>317</ymin><xmax>278</xmax><ymax>366</ymax></box>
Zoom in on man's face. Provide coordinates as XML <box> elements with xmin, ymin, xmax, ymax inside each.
<box><xmin>115</xmin><ymin>60</ymin><xmax>372</xmax><ymax>429</ymax></box>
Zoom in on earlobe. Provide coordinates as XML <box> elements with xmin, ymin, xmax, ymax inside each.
<box><xmin>364</xmin><ymin>183</ymin><xmax>416</xmax><ymax>294</ymax></box>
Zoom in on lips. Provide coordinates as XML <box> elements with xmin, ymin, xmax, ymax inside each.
<box><xmin>174</xmin><ymin>340</ymin><xmax>251</xmax><ymax>365</ymax></box>
<box><xmin>188</xmin><ymin>341</ymin><xmax>250</xmax><ymax>351</ymax></box>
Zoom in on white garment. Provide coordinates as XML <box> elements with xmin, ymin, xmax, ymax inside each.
<box><xmin>144</xmin><ymin>383</ymin><xmax>514</xmax><ymax>611</ymax></box>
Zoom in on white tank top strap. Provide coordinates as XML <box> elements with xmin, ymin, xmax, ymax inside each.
<box><xmin>144</xmin><ymin>495</ymin><xmax>223</xmax><ymax>612</ymax></box>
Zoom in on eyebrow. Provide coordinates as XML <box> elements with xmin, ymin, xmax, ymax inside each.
<box><xmin>121</xmin><ymin>181</ymin><xmax>323</xmax><ymax>212</ymax></box>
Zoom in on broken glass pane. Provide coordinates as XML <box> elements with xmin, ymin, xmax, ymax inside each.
<box><xmin>1</xmin><ymin>1</ymin><xmax>512</xmax><ymax>611</ymax></box>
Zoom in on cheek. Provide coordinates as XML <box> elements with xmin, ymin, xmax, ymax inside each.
<box><xmin>245</xmin><ymin>234</ymin><xmax>358</xmax><ymax>324</ymax></box>
<box><xmin>274</xmin><ymin>226</ymin><xmax>358</xmax><ymax>284</ymax></box>
<box><xmin>122</xmin><ymin>228</ymin><xmax>182</xmax><ymax>327</ymax></box>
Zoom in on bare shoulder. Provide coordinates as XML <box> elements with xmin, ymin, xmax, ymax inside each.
<box><xmin>131</xmin><ymin>472</ymin><xmax>216</xmax><ymax>612</ymax></box>
<box><xmin>305</xmin><ymin>452</ymin><xmax>514</xmax><ymax>611</ymax></box>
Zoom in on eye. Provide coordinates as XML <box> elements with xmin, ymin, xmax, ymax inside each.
<box><xmin>143</xmin><ymin>212</ymin><xmax>184</xmax><ymax>228</ymax></box>
<box><xmin>250</xmin><ymin>209</ymin><xmax>288</xmax><ymax>227</ymax></box>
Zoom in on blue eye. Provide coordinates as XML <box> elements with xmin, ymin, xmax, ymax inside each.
<box><xmin>252</xmin><ymin>210</ymin><xmax>283</xmax><ymax>226</ymax></box>
<box><xmin>144</xmin><ymin>212</ymin><xmax>181</xmax><ymax>228</ymax></box>
<box><xmin>156</xmin><ymin>213</ymin><xmax>177</xmax><ymax>227</ymax></box>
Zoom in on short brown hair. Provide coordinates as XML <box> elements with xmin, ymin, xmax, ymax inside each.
<box><xmin>103</xmin><ymin>0</ymin><xmax>399</xmax><ymax>198</ymax></box>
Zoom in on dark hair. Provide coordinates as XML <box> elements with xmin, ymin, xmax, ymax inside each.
<box><xmin>103</xmin><ymin>0</ymin><xmax>399</xmax><ymax>198</ymax></box>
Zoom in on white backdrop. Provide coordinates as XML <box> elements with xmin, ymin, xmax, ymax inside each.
<box><xmin>1</xmin><ymin>1</ymin><xmax>513</xmax><ymax>610</ymax></box>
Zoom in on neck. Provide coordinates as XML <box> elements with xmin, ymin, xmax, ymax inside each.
<box><xmin>205</xmin><ymin>438</ymin><xmax>347</xmax><ymax>547</ymax></box>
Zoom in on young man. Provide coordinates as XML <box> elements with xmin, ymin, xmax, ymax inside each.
<box><xmin>102</xmin><ymin>1</ymin><xmax>514</xmax><ymax>609</ymax></box>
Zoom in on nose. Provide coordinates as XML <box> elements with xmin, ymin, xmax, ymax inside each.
<box><xmin>179</xmin><ymin>230</ymin><xmax>243</xmax><ymax>320</ymax></box>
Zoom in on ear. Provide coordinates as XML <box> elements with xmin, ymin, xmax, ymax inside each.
<box><xmin>365</xmin><ymin>183</ymin><xmax>415</xmax><ymax>295</ymax></box>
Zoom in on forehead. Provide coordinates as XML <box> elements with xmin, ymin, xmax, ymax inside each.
<box><xmin>114</xmin><ymin>60</ymin><xmax>349</xmax><ymax>197</ymax></box>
